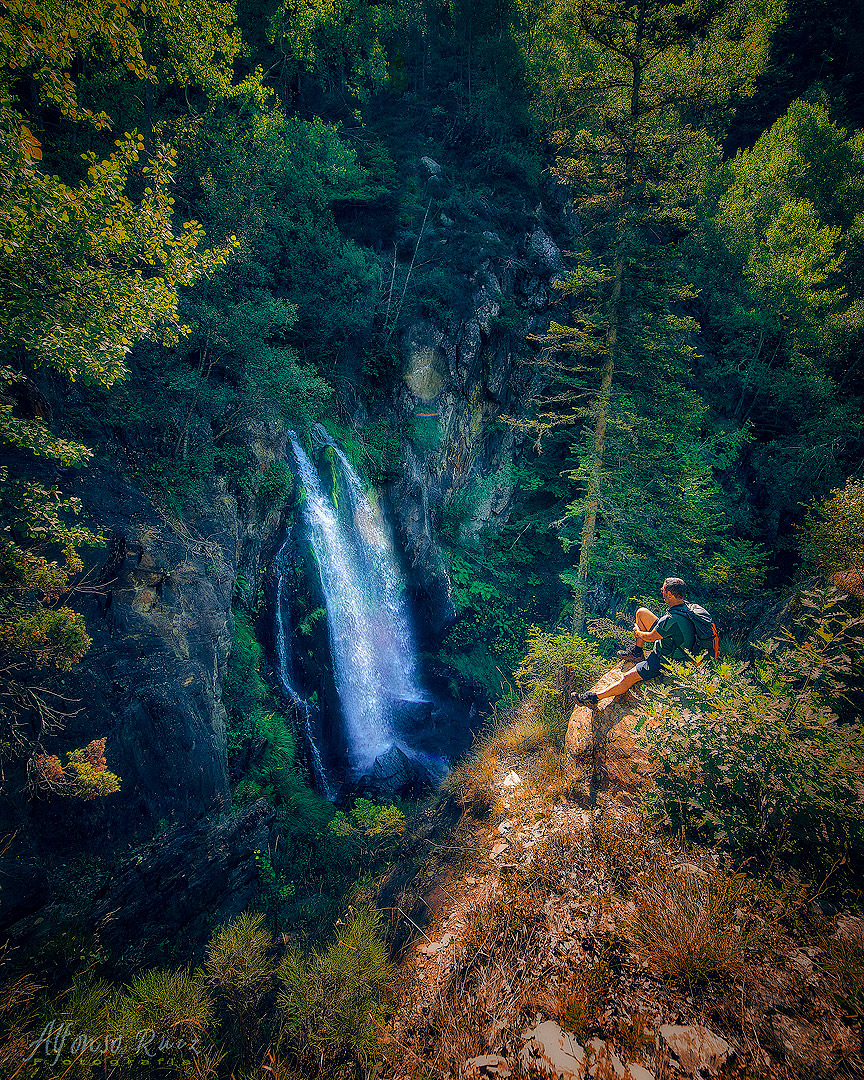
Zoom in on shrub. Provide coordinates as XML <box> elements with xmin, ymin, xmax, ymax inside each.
<box><xmin>327</xmin><ymin>798</ymin><xmax>406</xmax><ymax>868</ymax></box>
<box><xmin>514</xmin><ymin>627</ymin><xmax>604</xmax><ymax>743</ymax></box>
<box><xmin>635</xmin><ymin>590</ymin><xmax>864</xmax><ymax>882</ymax></box>
<box><xmin>801</xmin><ymin>476</ymin><xmax>864</xmax><ymax>591</ymax></box>
<box><xmin>109</xmin><ymin>968</ymin><xmax>216</xmax><ymax>1077</ymax></box>
<box><xmin>205</xmin><ymin>912</ymin><xmax>276</xmax><ymax>1064</ymax></box>
<box><xmin>625</xmin><ymin>864</ymin><xmax>761</xmax><ymax>986</ymax></box>
<box><xmin>277</xmin><ymin>905</ymin><xmax>396</xmax><ymax>1077</ymax></box>
<box><xmin>32</xmin><ymin>738</ymin><xmax>121</xmax><ymax>800</ymax></box>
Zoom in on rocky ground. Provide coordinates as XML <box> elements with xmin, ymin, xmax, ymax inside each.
<box><xmin>377</xmin><ymin>693</ymin><xmax>863</xmax><ymax>1080</ymax></box>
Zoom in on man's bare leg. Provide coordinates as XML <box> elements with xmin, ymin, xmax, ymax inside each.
<box><xmin>577</xmin><ymin>608</ymin><xmax>657</xmax><ymax>705</ymax></box>
<box><xmin>635</xmin><ymin>607</ymin><xmax>658</xmax><ymax>640</ymax></box>
<box><xmin>594</xmin><ymin>666</ymin><xmax>643</xmax><ymax>701</ymax></box>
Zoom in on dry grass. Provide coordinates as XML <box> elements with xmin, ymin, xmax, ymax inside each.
<box><xmin>555</xmin><ymin>955</ymin><xmax>614</xmax><ymax>1042</ymax></box>
<box><xmin>445</xmin><ymin>701</ymin><xmax>559</xmax><ymax>819</ymax></box>
<box><xmin>588</xmin><ymin>803</ymin><xmax>666</xmax><ymax>888</ymax></box>
<box><xmin>485</xmin><ymin>709</ymin><xmax>552</xmax><ymax>757</ymax></box>
<box><xmin>625</xmin><ymin>863</ymin><xmax>763</xmax><ymax>985</ymax></box>
<box><xmin>446</xmin><ymin>748</ymin><xmax>499</xmax><ymax>816</ymax></box>
<box><xmin>414</xmin><ymin>879</ymin><xmax>548</xmax><ymax>1076</ymax></box>
<box><xmin>529</xmin><ymin>746</ymin><xmax>585</xmax><ymax>803</ymax></box>
<box><xmin>529</xmin><ymin>819</ymin><xmax>591</xmax><ymax>893</ymax></box>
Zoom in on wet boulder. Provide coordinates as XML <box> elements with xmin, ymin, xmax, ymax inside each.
<box><xmin>359</xmin><ymin>744</ymin><xmax>431</xmax><ymax>800</ymax></box>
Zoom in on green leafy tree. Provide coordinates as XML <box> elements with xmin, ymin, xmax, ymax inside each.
<box><xmin>693</xmin><ymin>100</ymin><xmax>864</xmax><ymax>545</ymax></box>
<box><xmin>268</xmin><ymin>0</ymin><xmax>390</xmax><ymax>102</ymax></box>
<box><xmin>0</xmin><ymin>0</ymin><xmax>237</xmax><ymax>790</ymax></box>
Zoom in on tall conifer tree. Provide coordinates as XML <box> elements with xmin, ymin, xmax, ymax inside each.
<box><xmin>517</xmin><ymin>0</ymin><xmax>779</xmax><ymax>623</ymax></box>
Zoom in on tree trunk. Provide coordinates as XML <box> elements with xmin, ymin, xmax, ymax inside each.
<box><xmin>573</xmin><ymin>241</ymin><xmax>624</xmax><ymax>629</ymax></box>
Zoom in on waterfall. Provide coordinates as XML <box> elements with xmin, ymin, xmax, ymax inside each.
<box><xmin>288</xmin><ymin>431</ymin><xmax>425</xmax><ymax>773</ymax></box>
<box><xmin>274</xmin><ymin>536</ymin><xmax>335</xmax><ymax>801</ymax></box>
<box><xmin>313</xmin><ymin>425</ymin><xmax>426</xmax><ymax>705</ymax></box>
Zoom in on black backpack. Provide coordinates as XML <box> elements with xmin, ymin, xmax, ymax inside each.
<box><xmin>669</xmin><ymin>603</ymin><xmax>720</xmax><ymax>660</ymax></box>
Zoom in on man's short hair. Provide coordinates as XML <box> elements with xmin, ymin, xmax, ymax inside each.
<box><xmin>663</xmin><ymin>577</ymin><xmax>687</xmax><ymax>599</ymax></box>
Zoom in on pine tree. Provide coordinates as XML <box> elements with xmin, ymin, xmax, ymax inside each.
<box><xmin>516</xmin><ymin>0</ymin><xmax>780</xmax><ymax>623</ymax></box>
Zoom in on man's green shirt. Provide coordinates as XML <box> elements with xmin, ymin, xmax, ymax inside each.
<box><xmin>652</xmin><ymin>603</ymin><xmax>696</xmax><ymax>661</ymax></box>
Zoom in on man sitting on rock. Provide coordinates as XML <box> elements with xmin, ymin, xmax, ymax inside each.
<box><xmin>574</xmin><ymin>577</ymin><xmax>695</xmax><ymax>707</ymax></box>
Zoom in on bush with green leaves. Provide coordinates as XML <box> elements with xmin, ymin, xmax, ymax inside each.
<box><xmin>801</xmin><ymin>475</ymin><xmax>864</xmax><ymax>586</ymax></box>
<box><xmin>635</xmin><ymin>590</ymin><xmax>864</xmax><ymax>885</ymax></box>
<box><xmin>277</xmin><ymin>904</ymin><xmax>396</xmax><ymax>1077</ymax></box>
<box><xmin>327</xmin><ymin>797</ymin><xmax>406</xmax><ymax>867</ymax></box>
<box><xmin>513</xmin><ymin>627</ymin><xmax>604</xmax><ymax>741</ymax></box>
<box><xmin>108</xmin><ymin>968</ymin><xmax>217</xmax><ymax>1078</ymax></box>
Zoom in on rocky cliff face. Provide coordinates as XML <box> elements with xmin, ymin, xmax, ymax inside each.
<box><xmin>381</xmin><ymin>171</ymin><xmax>568</xmax><ymax>644</ymax></box>
<box><xmin>0</xmin><ymin>418</ymin><xmax>289</xmax><ymax>935</ymax></box>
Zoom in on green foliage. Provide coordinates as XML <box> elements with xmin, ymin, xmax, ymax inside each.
<box><xmin>269</xmin><ymin>0</ymin><xmax>390</xmax><ymax>102</ymax></box>
<box><xmin>716</xmin><ymin>104</ymin><xmax>854</xmax><ymax>357</ymax></box>
<box><xmin>690</xmin><ymin>100</ymin><xmax>864</xmax><ymax>546</ymax></box>
<box><xmin>0</xmin><ymin>0</ymin><xmax>238</xmax><ymax>784</ymax></box>
<box><xmin>327</xmin><ymin>797</ymin><xmax>406</xmax><ymax>866</ymax></box>
<box><xmin>801</xmin><ymin>475</ymin><xmax>864</xmax><ymax>584</ymax></box>
<box><xmin>277</xmin><ymin>904</ymin><xmax>396</xmax><ymax>1076</ymax></box>
<box><xmin>510</xmin><ymin>0</ymin><xmax>779</xmax><ymax>620</ymax></box>
<box><xmin>438</xmin><ymin>454</ymin><xmax>568</xmax><ymax>697</ymax></box>
<box><xmin>259</xmin><ymin>461</ymin><xmax>293</xmax><ymax>510</ymax></box>
<box><xmin>109</xmin><ymin>967</ymin><xmax>216</xmax><ymax>1071</ymax></box>
<box><xmin>205</xmin><ymin>911</ymin><xmax>276</xmax><ymax>1063</ymax></box>
<box><xmin>635</xmin><ymin>591</ymin><xmax>864</xmax><ymax>885</ymax></box>
<box><xmin>224</xmin><ymin>611</ymin><xmax>266</xmax><ymax>746</ymax></box>
<box><xmin>513</xmin><ymin>627</ymin><xmax>604</xmax><ymax>740</ymax></box>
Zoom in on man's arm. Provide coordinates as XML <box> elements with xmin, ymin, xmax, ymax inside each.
<box><xmin>635</xmin><ymin>625</ymin><xmax>663</xmax><ymax>645</ymax></box>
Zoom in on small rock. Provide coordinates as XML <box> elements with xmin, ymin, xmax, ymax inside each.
<box><xmin>490</xmin><ymin>842</ymin><xmax>509</xmax><ymax>859</ymax></box>
<box><xmin>674</xmin><ymin>862</ymin><xmax>709</xmax><ymax>879</ymax></box>
<box><xmin>463</xmin><ymin>1054</ymin><xmax>511</xmax><ymax>1078</ymax></box>
<box><xmin>502</xmin><ymin>771</ymin><xmax>522</xmax><ymax>788</ymax></box>
<box><xmin>833</xmin><ymin>914</ymin><xmax>864</xmax><ymax>949</ymax></box>
<box><xmin>521</xmin><ymin>1020</ymin><xmax>586</xmax><ymax>1079</ymax></box>
<box><xmin>420</xmin><ymin>155</ymin><xmax>442</xmax><ymax>176</ymax></box>
<box><xmin>497</xmin><ymin>819</ymin><xmax>514</xmax><ymax>834</ymax></box>
<box><xmin>658</xmin><ymin>1024</ymin><xmax>731</xmax><ymax>1076</ymax></box>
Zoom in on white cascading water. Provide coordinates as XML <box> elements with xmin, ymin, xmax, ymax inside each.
<box><xmin>313</xmin><ymin>425</ymin><xmax>426</xmax><ymax>706</ymax></box>
<box><xmin>288</xmin><ymin>430</ymin><xmax>425</xmax><ymax>773</ymax></box>
<box><xmin>273</xmin><ymin>535</ymin><xmax>335</xmax><ymax>800</ymax></box>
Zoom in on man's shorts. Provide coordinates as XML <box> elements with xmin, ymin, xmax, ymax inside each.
<box><xmin>633</xmin><ymin>649</ymin><xmax>665</xmax><ymax>682</ymax></box>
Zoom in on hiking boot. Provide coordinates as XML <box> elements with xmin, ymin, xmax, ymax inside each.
<box><xmin>574</xmin><ymin>691</ymin><xmax>599</xmax><ymax>707</ymax></box>
<box><xmin>617</xmin><ymin>644</ymin><xmax>645</xmax><ymax>660</ymax></box>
